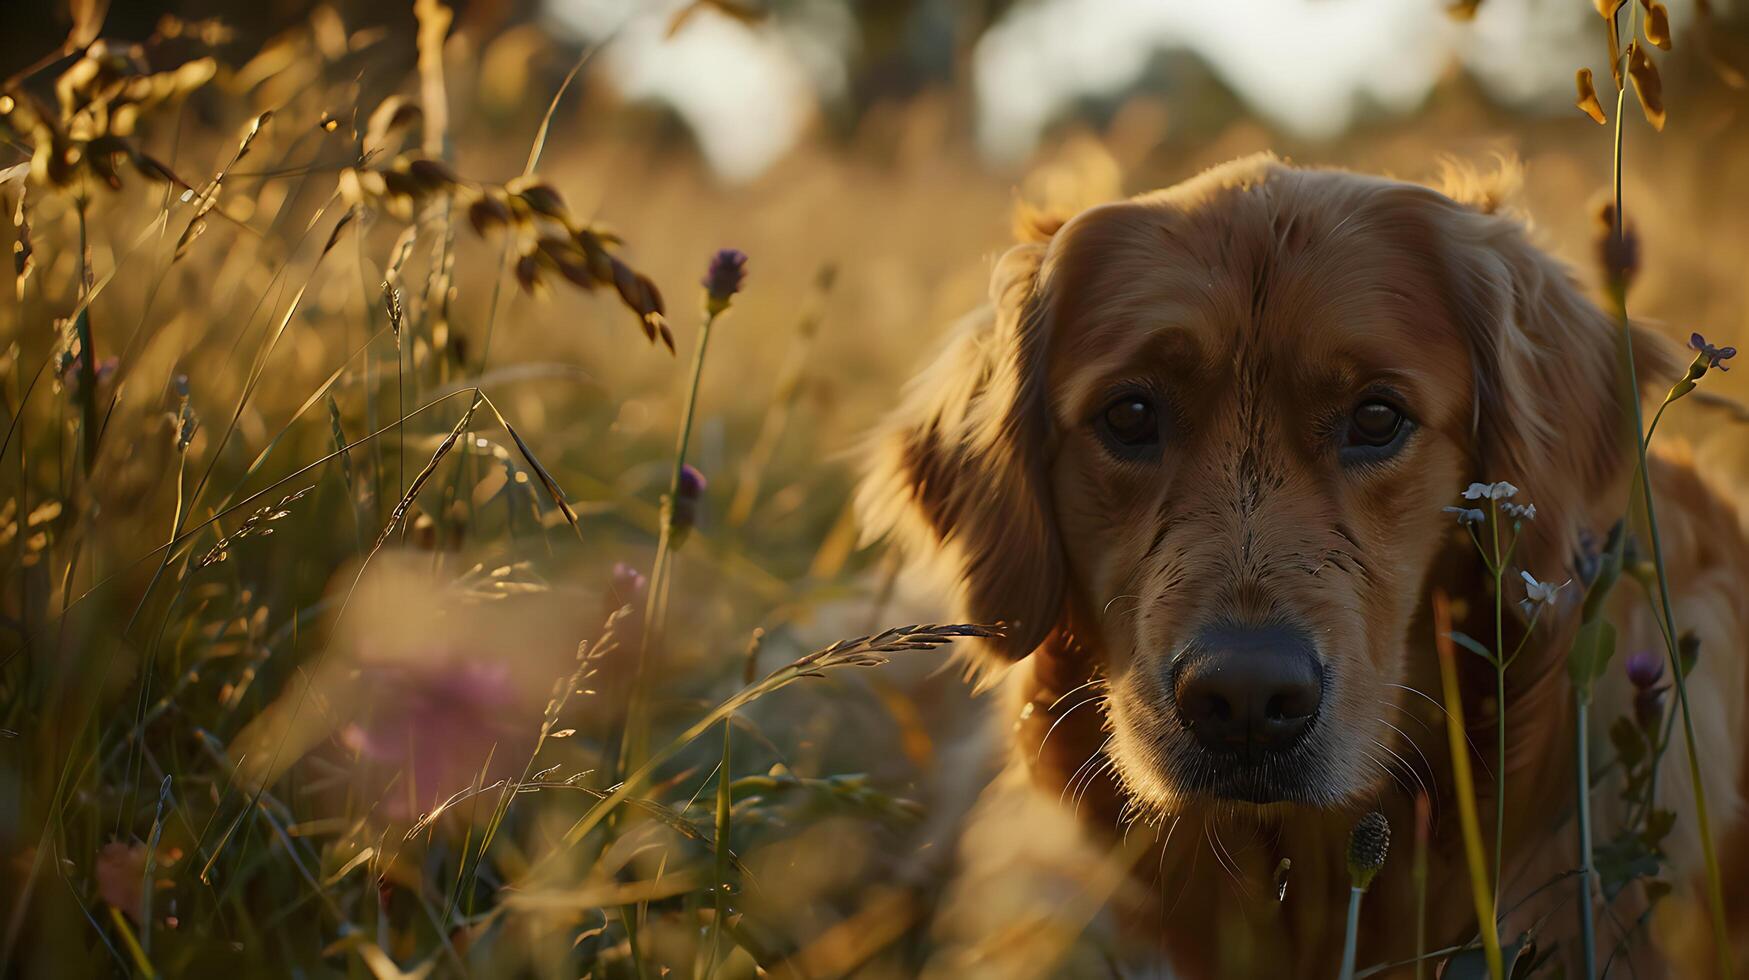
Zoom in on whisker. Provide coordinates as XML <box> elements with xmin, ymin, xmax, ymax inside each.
<box><xmin>1072</xmin><ymin>754</ymin><xmax>1118</xmax><ymax>819</ymax></box>
<box><xmin>1046</xmin><ymin>677</ymin><xmax>1108</xmax><ymax>713</ymax></box>
<box><xmin>1205</xmin><ymin>817</ymin><xmax>1253</xmax><ymax>899</ymax></box>
<box><xmin>1035</xmin><ymin>693</ymin><xmax>1105</xmax><ymax>770</ymax></box>
<box><xmin>1360</xmin><ymin>748</ymin><xmax>1416</xmax><ymax>804</ymax></box>
<box><xmin>1387</xmin><ymin>681</ymin><xmax>1495</xmax><ymax>783</ymax></box>
<box><xmin>1377</xmin><ymin>715</ymin><xmax>1441</xmax><ymax>817</ymax></box>
<box><xmin>1365</xmin><ymin>740</ymin><xmax>1425</xmax><ymax>803</ymax></box>
<box><xmin>1059</xmin><ymin>733</ymin><xmax>1115</xmax><ymax>810</ymax></box>
<box><xmin>1102</xmin><ymin>593</ymin><xmax>1144</xmax><ymax>619</ymax></box>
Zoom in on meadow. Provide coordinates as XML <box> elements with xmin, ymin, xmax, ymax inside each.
<box><xmin>1</xmin><ymin>2</ymin><xmax>1747</xmax><ymax>977</ymax></box>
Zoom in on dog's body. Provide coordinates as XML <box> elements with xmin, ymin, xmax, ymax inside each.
<box><xmin>861</xmin><ymin>156</ymin><xmax>1749</xmax><ymax>978</ymax></box>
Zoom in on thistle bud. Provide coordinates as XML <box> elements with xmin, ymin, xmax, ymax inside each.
<box><xmin>1347</xmin><ymin>810</ymin><xmax>1391</xmax><ymax>892</ymax></box>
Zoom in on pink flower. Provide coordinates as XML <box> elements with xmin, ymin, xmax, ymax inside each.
<box><xmin>95</xmin><ymin>842</ymin><xmax>146</xmax><ymax>923</ymax></box>
<box><xmin>342</xmin><ymin>658</ymin><xmax>528</xmax><ymax>820</ymax></box>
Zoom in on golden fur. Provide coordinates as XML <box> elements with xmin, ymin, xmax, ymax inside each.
<box><xmin>859</xmin><ymin>155</ymin><xmax>1749</xmax><ymax>977</ymax></box>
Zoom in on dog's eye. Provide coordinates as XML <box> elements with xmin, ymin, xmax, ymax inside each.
<box><xmin>1340</xmin><ymin>399</ymin><xmax>1411</xmax><ymax>462</ymax></box>
<box><xmin>1348</xmin><ymin>401</ymin><xmax>1403</xmax><ymax>445</ymax></box>
<box><xmin>1097</xmin><ymin>394</ymin><xmax>1161</xmax><ymax>457</ymax></box>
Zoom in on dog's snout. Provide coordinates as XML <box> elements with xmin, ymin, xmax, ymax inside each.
<box><xmin>1173</xmin><ymin>625</ymin><xmax>1322</xmax><ymax>757</ymax></box>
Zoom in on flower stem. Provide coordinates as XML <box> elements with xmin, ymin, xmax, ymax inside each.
<box><xmin>1574</xmin><ymin>695</ymin><xmax>1597</xmax><ymax>979</ymax></box>
<box><xmin>1490</xmin><ymin>498</ymin><xmax>1507</xmax><ymax>904</ymax></box>
<box><xmin>613</xmin><ymin>313</ymin><xmax>717</xmax><ymax>980</ymax></box>
<box><xmin>74</xmin><ymin>195</ymin><xmax>100</xmax><ymax>476</ymax></box>
<box><xmin>1338</xmin><ymin>886</ymin><xmax>1365</xmax><ymax>980</ymax></box>
<box><xmin>617</xmin><ymin>312</ymin><xmax>718</xmax><ymax>780</ymax></box>
<box><xmin>702</xmin><ymin>720</ymin><xmax>733</xmax><ymax>980</ymax></box>
<box><xmin>1413</xmin><ymin>793</ymin><xmax>1429</xmax><ymax>980</ymax></box>
<box><xmin>1606</xmin><ymin>12</ymin><xmax>1733</xmax><ymax>973</ymax></box>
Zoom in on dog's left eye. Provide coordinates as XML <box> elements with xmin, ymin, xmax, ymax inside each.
<box><xmin>1340</xmin><ymin>399</ymin><xmax>1410</xmax><ymax>459</ymax></box>
<box><xmin>1096</xmin><ymin>393</ymin><xmax>1162</xmax><ymax>458</ymax></box>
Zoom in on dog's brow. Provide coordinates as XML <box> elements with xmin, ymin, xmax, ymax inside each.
<box><xmin>1055</xmin><ymin>321</ymin><xmax>1207</xmax><ymax>414</ymax></box>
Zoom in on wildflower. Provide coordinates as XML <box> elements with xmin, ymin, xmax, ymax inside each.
<box><xmin>1626</xmin><ymin>651</ymin><xmax>1666</xmax><ymax>732</ymax></box>
<box><xmin>1625</xmin><ymin>650</ymin><xmax>1664</xmax><ymax>690</ymax></box>
<box><xmin>671</xmin><ymin>464</ymin><xmax>707</xmax><ymax>541</ymax></box>
<box><xmin>702</xmin><ymin>248</ymin><xmax>747</xmax><ymax>316</ymax></box>
<box><xmin>1627</xmin><ymin>42</ymin><xmax>1665</xmax><ymax>132</ymax></box>
<box><xmin>1574</xmin><ymin>68</ymin><xmax>1607</xmax><ymax>125</ymax></box>
<box><xmin>1500</xmin><ymin>502</ymin><xmax>1536</xmax><ymax>521</ymax></box>
<box><xmin>95</xmin><ymin>842</ymin><xmax>147</xmax><ymax>923</ymax></box>
<box><xmin>1518</xmin><ymin>570</ymin><xmax>1562</xmax><ymax>618</ymax></box>
<box><xmin>1443</xmin><ymin>506</ymin><xmax>1485</xmax><ymax>526</ymax></box>
<box><xmin>1573</xmin><ymin>527</ymin><xmax>1602</xmax><ymax>586</ymax></box>
<box><xmin>1339</xmin><ymin>810</ymin><xmax>1391</xmax><ymax>980</ymax></box>
<box><xmin>1690</xmin><ymin>333</ymin><xmax>1737</xmax><ymax>373</ymax></box>
<box><xmin>609</xmin><ymin>561</ymin><xmax>647</xmax><ymax>606</ymax></box>
<box><xmin>1644</xmin><ymin>2</ymin><xmax>1672</xmax><ymax>50</ymax></box>
<box><xmin>342</xmin><ymin>658</ymin><xmax>524</xmax><ymax>820</ymax></box>
<box><xmin>1462</xmin><ymin>481</ymin><xmax>1518</xmax><ymax>501</ymax></box>
<box><xmin>604</xmin><ymin>561</ymin><xmax>648</xmax><ymax>652</ymax></box>
<box><xmin>1346</xmin><ymin>811</ymin><xmax>1391</xmax><ymax>891</ymax></box>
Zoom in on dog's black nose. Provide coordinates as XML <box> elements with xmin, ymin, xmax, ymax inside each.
<box><xmin>1173</xmin><ymin>625</ymin><xmax>1322</xmax><ymax>756</ymax></box>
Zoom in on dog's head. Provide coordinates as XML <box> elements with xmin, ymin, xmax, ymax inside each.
<box><xmin>860</xmin><ymin>155</ymin><xmax>1645</xmax><ymax>811</ymax></box>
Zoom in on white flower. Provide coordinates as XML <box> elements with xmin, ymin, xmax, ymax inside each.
<box><xmin>1518</xmin><ymin>570</ymin><xmax>1565</xmax><ymax>618</ymax></box>
<box><xmin>1443</xmin><ymin>506</ymin><xmax>1486</xmax><ymax>526</ymax></box>
<box><xmin>1501</xmin><ymin>502</ymin><xmax>1537</xmax><ymax>521</ymax></box>
<box><xmin>1462</xmin><ymin>481</ymin><xmax>1519</xmax><ymax>501</ymax></box>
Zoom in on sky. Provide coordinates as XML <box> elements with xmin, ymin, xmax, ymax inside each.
<box><xmin>543</xmin><ymin>0</ymin><xmax>1674</xmax><ymax>180</ymax></box>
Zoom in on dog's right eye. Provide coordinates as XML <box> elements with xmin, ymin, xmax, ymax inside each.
<box><xmin>1097</xmin><ymin>394</ymin><xmax>1161</xmax><ymax>458</ymax></box>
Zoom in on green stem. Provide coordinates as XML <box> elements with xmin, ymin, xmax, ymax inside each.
<box><xmin>1413</xmin><ymin>798</ymin><xmax>1428</xmax><ymax>980</ymax></box>
<box><xmin>1338</xmin><ymin>886</ymin><xmax>1364</xmax><ymax>980</ymax></box>
<box><xmin>1574</xmin><ymin>696</ymin><xmax>1597</xmax><ymax>979</ymax></box>
<box><xmin>612</xmin><ymin>313</ymin><xmax>717</xmax><ymax>980</ymax></box>
<box><xmin>74</xmin><ymin>195</ymin><xmax>99</xmax><ymax>476</ymax></box>
<box><xmin>617</xmin><ymin>312</ymin><xmax>717</xmax><ymax>780</ymax></box>
<box><xmin>1606</xmin><ymin>13</ymin><xmax>1733</xmax><ymax>972</ymax></box>
<box><xmin>703</xmin><ymin>720</ymin><xmax>733</xmax><ymax>980</ymax></box>
<box><xmin>1490</xmin><ymin>498</ymin><xmax>1506</xmax><ymax>903</ymax></box>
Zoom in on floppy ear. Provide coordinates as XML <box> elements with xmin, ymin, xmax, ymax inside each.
<box><xmin>1413</xmin><ymin>184</ymin><xmax>1680</xmax><ymax>583</ymax></box>
<box><xmin>857</xmin><ymin>239</ymin><xmax>1065</xmax><ymax>667</ymax></box>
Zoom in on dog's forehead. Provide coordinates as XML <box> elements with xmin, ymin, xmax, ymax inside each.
<box><xmin>1043</xmin><ymin>173</ymin><xmax>1470</xmax><ymax>423</ymax></box>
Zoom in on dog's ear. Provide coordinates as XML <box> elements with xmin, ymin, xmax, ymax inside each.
<box><xmin>1412</xmin><ymin>183</ymin><xmax>1680</xmax><ymax>583</ymax></box>
<box><xmin>857</xmin><ymin>238</ymin><xmax>1065</xmax><ymax>669</ymax></box>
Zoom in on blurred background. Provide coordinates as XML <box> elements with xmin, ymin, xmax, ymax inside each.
<box><xmin>1</xmin><ymin>0</ymin><xmax>1745</xmax><ymax>976</ymax></box>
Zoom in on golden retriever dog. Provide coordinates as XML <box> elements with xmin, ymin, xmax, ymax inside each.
<box><xmin>858</xmin><ymin>154</ymin><xmax>1749</xmax><ymax>978</ymax></box>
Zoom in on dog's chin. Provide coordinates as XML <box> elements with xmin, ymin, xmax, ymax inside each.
<box><xmin>1112</xmin><ymin>739</ymin><xmax>1352</xmax><ymax>814</ymax></box>
<box><xmin>1180</xmin><ymin>761</ymin><xmax>1333</xmax><ymax>807</ymax></box>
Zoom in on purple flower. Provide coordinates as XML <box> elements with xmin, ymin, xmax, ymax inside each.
<box><xmin>671</xmin><ymin>464</ymin><xmax>707</xmax><ymax>538</ymax></box>
<box><xmin>609</xmin><ymin>561</ymin><xmax>647</xmax><ymax>605</ymax></box>
<box><xmin>1626</xmin><ymin>650</ymin><xmax>1668</xmax><ymax>733</ymax></box>
<box><xmin>702</xmin><ymin>248</ymin><xmax>747</xmax><ymax>315</ymax></box>
<box><xmin>342</xmin><ymin>658</ymin><xmax>525</xmax><ymax>820</ymax></box>
<box><xmin>1690</xmin><ymin>332</ymin><xmax>1736</xmax><ymax>372</ymax></box>
<box><xmin>1624</xmin><ymin>650</ymin><xmax>1664</xmax><ymax>691</ymax></box>
<box><xmin>678</xmin><ymin>463</ymin><xmax>707</xmax><ymax>498</ymax></box>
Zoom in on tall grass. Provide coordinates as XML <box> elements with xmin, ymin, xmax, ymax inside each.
<box><xmin>0</xmin><ymin>11</ymin><xmax>990</xmax><ymax>976</ymax></box>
